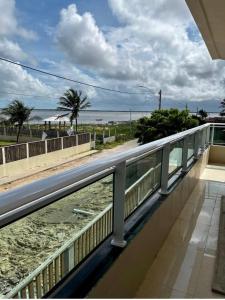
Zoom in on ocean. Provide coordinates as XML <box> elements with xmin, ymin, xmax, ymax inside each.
<box><xmin>29</xmin><ymin>109</ymin><xmax>151</xmax><ymax>124</ymax></box>
<box><xmin>0</xmin><ymin>108</ymin><xmax>221</xmax><ymax>124</ymax></box>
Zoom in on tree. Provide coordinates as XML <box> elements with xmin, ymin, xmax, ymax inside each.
<box><xmin>2</xmin><ymin>100</ymin><xmax>33</xmax><ymax>143</ymax></box>
<box><xmin>0</xmin><ymin>116</ymin><xmax>6</xmax><ymax>124</ymax></box>
<box><xmin>198</xmin><ymin>109</ymin><xmax>208</xmax><ymax>123</ymax></box>
<box><xmin>57</xmin><ymin>89</ymin><xmax>91</xmax><ymax>132</ymax></box>
<box><xmin>135</xmin><ymin>108</ymin><xmax>199</xmax><ymax>144</ymax></box>
<box><xmin>220</xmin><ymin>99</ymin><xmax>225</xmax><ymax>115</ymax></box>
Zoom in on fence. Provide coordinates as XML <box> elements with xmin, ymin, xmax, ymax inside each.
<box><xmin>0</xmin><ymin>123</ymin><xmax>217</xmax><ymax>298</ymax></box>
<box><xmin>0</xmin><ymin>126</ymin><xmax>69</xmax><ymax>139</ymax></box>
<box><xmin>0</xmin><ymin>133</ymin><xmax>91</xmax><ymax>165</ymax></box>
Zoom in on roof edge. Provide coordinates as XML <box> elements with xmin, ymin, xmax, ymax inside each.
<box><xmin>185</xmin><ymin>0</ymin><xmax>221</xmax><ymax>60</ymax></box>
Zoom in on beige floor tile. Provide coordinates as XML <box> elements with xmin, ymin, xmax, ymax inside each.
<box><xmin>171</xmin><ymin>245</ymin><xmax>204</xmax><ymax>295</ymax></box>
<box><xmin>137</xmin><ymin>172</ymin><xmax>225</xmax><ymax>299</ymax></box>
<box><xmin>211</xmin><ymin>210</ymin><xmax>220</xmax><ymax>227</ymax></box>
<box><xmin>201</xmin><ymin>168</ymin><xmax>225</xmax><ymax>182</ymax></box>
<box><xmin>215</xmin><ymin>199</ymin><xmax>221</xmax><ymax>208</ymax></box>
<box><xmin>205</xmin><ymin>226</ymin><xmax>219</xmax><ymax>256</ymax></box>
<box><xmin>189</xmin><ymin>220</ymin><xmax>210</xmax><ymax>249</ymax></box>
<box><xmin>194</xmin><ymin>254</ymin><xmax>223</xmax><ymax>298</ymax></box>
<box><xmin>170</xmin><ymin>289</ymin><xmax>193</xmax><ymax>298</ymax></box>
<box><xmin>214</xmin><ymin>207</ymin><xmax>221</xmax><ymax>215</ymax></box>
<box><xmin>202</xmin><ymin>198</ymin><xmax>216</xmax><ymax>208</ymax></box>
<box><xmin>197</xmin><ymin>205</ymin><xmax>214</xmax><ymax>225</ymax></box>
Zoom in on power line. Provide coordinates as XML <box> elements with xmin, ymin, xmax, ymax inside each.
<box><xmin>0</xmin><ymin>56</ymin><xmax>147</xmax><ymax>95</ymax></box>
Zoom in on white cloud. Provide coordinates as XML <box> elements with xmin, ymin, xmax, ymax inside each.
<box><xmin>1</xmin><ymin>0</ymin><xmax>224</xmax><ymax>110</ymax></box>
<box><xmin>56</xmin><ymin>4</ymin><xmax>117</xmax><ymax>69</ymax></box>
<box><xmin>0</xmin><ymin>61</ymin><xmax>52</xmax><ymax>102</ymax></box>
<box><xmin>0</xmin><ymin>38</ymin><xmax>27</xmax><ymax>61</ymax></box>
<box><xmin>0</xmin><ymin>1</ymin><xmax>50</xmax><ymax>107</ymax></box>
<box><xmin>53</xmin><ymin>0</ymin><xmax>225</xmax><ymax>106</ymax></box>
<box><xmin>106</xmin><ymin>0</ymin><xmax>225</xmax><ymax>102</ymax></box>
<box><xmin>0</xmin><ymin>0</ymin><xmax>37</xmax><ymax>40</ymax></box>
<box><xmin>108</xmin><ymin>0</ymin><xmax>191</xmax><ymax>26</ymax></box>
<box><xmin>41</xmin><ymin>59</ymin><xmax>98</xmax><ymax>100</ymax></box>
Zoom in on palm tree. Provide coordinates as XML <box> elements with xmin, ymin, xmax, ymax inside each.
<box><xmin>198</xmin><ymin>109</ymin><xmax>208</xmax><ymax>121</ymax></box>
<box><xmin>57</xmin><ymin>89</ymin><xmax>91</xmax><ymax>132</ymax></box>
<box><xmin>220</xmin><ymin>99</ymin><xmax>225</xmax><ymax>115</ymax></box>
<box><xmin>2</xmin><ymin>100</ymin><xmax>33</xmax><ymax>143</ymax></box>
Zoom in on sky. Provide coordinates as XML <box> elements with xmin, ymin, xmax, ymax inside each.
<box><xmin>0</xmin><ymin>0</ymin><xmax>224</xmax><ymax>111</ymax></box>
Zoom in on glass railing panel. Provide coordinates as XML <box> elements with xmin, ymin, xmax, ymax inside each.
<box><xmin>169</xmin><ymin>140</ymin><xmax>183</xmax><ymax>176</ymax></box>
<box><xmin>125</xmin><ymin>150</ymin><xmax>162</xmax><ymax>218</ymax></box>
<box><xmin>213</xmin><ymin>126</ymin><xmax>225</xmax><ymax>145</ymax></box>
<box><xmin>187</xmin><ymin>134</ymin><xmax>194</xmax><ymax>159</ymax></box>
<box><xmin>0</xmin><ymin>174</ymin><xmax>113</xmax><ymax>299</ymax></box>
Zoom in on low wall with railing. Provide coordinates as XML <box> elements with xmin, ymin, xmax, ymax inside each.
<box><xmin>88</xmin><ymin>148</ymin><xmax>209</xmax><ymax>298</ymax></box>
<box><xmin>0</xmin><ymin>133</ymin><xmax>91</xmax><ymax>165</ymax></box>
<box><xmin>0</xmin><ymin>123</ymin><xmax>222</xmax><ymax>299</ymax></box>
<box><xmin>0</xmin><ymin>126</ymin><xmax>68</xmax><ymax>139</ymax></box>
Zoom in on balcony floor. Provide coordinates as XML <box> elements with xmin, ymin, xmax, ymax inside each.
<box><xmin>136</xmin><ymin>165</ymin><xmax>225</xmax><ymax>298</ymax></box>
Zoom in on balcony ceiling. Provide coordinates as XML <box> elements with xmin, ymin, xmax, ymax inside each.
<box><xmin>186</xmin><ymin>0</ymin><xmax>225</xmax><ymax>60</ymax></box>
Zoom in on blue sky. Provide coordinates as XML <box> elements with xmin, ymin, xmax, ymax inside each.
<box><xmin>14</xmin><ymin>0</ymin><xmax>119</xmax><ymax>68</ymax></box>
<box><xmin>0</xmin><ymin>0</ymin><xmax>224</xmax><ymax>111</ymax></box>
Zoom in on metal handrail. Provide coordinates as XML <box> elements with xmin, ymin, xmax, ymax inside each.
<box><xmin>0</xmin><ymin>123</ymin><xmax>210</xmax><ymax>228</ymax></box>
<box><xmin>1</xmin><ymin>122</ymin><xmax>224</xmax><ymax>298</ymax></box>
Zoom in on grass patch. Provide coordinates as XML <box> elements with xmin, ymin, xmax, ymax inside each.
<box><xmin>95</xmin><ymin>140</ymin><xmax>125</xmax><ymax>150</ymax></box>
<box><xmin>0</xmin><ymin>140</ymin><xmax>15</xmax><ymax>146</ymax></box>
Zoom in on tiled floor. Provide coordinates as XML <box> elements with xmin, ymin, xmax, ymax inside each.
<box><xmin>136</xmin><ymin>166</ymin><xmax>225</xmax><ymax>298</ymax></box>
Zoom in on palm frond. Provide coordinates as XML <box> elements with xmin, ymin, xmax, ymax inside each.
<box><xmin>57</xmin><ymin>88</ymin><xmax>91</xmax><ymax>126</ymax></box>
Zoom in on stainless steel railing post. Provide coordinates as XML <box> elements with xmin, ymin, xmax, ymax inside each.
<box><xmin>182</xmin><ymin>136</ymin><xmax>189</xmax><ymax>173</ymax></box>
<box><xmin>160</xmin><ymin>143</ymin><xmax>170</xmax><ymax>194</ymax></box>
<box><xmin>111</xmin><ymin>161</ymin><xmax>127</xmax><ymax>248</ymax></box>
<box><xmin>194</xmin><ymin>131</ymin><xmax>200</xmax><ymax>159</ymax></box>
<box><xmin>210</xmin><ymin>124</ymin><xmax>215</xmax><ymax>145</ymax></box>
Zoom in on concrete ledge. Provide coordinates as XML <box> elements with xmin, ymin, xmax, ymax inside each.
<box><xmin>209</xmin><ymin>145</ymin><xmax>225</xmax><ymax>165</ymax></box>
<box><xmin>88</xmin><ymin>149</ymin><xmax>209</xmax><ymax>298</ymax></box>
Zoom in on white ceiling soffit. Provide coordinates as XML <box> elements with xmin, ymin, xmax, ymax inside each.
<box><xmin>186</xmin><ymin>0</ymin><xmax>225</xmax><ymax>60</ymax></box>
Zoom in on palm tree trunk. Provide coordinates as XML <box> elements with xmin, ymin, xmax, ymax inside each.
<box><xmin>17</xmin><ymin>126</ymin><xmax>21</xmax><ymax>143</ymax></box>
<box><xmin>76</xmin><ymin>118</ymin><xmax>78</xmax><ymax>133</ymax></box>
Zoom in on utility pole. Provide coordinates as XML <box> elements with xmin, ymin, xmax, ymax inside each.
<box><xmin>129</xmin><ymin>109</ymin><xmax>132</xmax><ymax>137</ymax></box>
<box><xmin>158</xmin><ymin>89</ymin><xmax>162</xmax><ymax>110</ymax></box>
